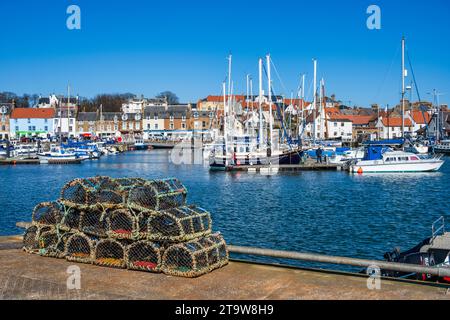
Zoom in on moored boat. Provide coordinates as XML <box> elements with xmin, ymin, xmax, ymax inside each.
<box><xmin>433</xmin><ymin>140</ymin><xmax>450</xmax><ymax>155</ymax></box>
<box><xmin>37</xmin><ymin>146</ymin><xmax>78</xmax><ymax>161</ymax></box>
<box><xmin>349</xmin><ymin>146</ymin><xmax>444</xmax><ymax>173</ymax></box>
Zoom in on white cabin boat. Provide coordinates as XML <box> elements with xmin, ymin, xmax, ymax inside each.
<box><xmin>37</xmin><ymin>147</ymin><xmax>77</xmax><ymax>161</ymax></box>
<box><xmin>350</xmin><ymin>149</ymin><xmax>444</xmax><ymax>173</ymax></box>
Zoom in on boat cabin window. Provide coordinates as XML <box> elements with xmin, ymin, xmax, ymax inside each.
<box><xmin>385</xmin><ymin>157</ymin><xmax>395</xmax><ymax>162</ymax></box>
<box><xmin>410</xmin><ymin>156</ymin><xmax>419</xmax><ymax>161</ymax></box>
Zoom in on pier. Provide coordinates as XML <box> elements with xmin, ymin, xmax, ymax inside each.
<box><xmin>0</xmin><ymin>158</ymin><xmax>83</xmax><ymax>165</ymax></box>
<box><xmin>1</xmin><ymin>234</ymin><xmax>449</xmax><ymax>300</ymax></box>
<box><xmin>226</xmin><ymin>163</ymin><xmax>339</xmax><ymax>172</ymax></box>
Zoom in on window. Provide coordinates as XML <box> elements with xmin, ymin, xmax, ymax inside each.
<box><xmin>170</xmin><ymin>123</ymin><xmax>174</xmax><ymax>130</ymax></box>
<box><xmin>202</xmin><ymin>121</ymin><xmax>206</xmax><ymax>127</ymax></box>
<box><xmin>194</xmin><ymin>112</ymin><xmax>199</xmax><ymax>119</ymax></box>
<box><xmin>28</xmin><ymin>126</ymin><xmax>32</xmax><ymax>131</ymax></box>
<box><xmin>147</xmin><ymin>124</ymin><xmax>151</xmax><ymax>130</ymax></box>
<box><xmin>44</xmin><ymin>119</ymin><xmax>48</xmax><ymax>123</ymax></box>
<box><xmin>15</xmin><ymin>126</ymin><xmax>19</xmax><ymax>131</ymax></box>
<box><xmin>154</xmin><ymin>115</ymin><xmax>158</xmax><ymax>121</ymax></box>
<box><xmin>155</xmin><ymin>123</ymin><xmax>159</xmax><ymax>130</ymax></box>
<box><xmin>122</xmin><ymin>122</ymin><xmax>126</xmax><ymax>130</ymax></box>
<box><xmin>334</xmin><ymin>122</ymin><xmax>337</xmax><ymax>127</ymax></box>
<box><xmin>181</xmin><ymin>123</ymin><xmax>186</xmax><ymax>129</ymax></box>
<box><xmin>182</xmin><ymin>116</ymin><xmax>186</xmax><ymax>122</ymax></box>
<box><xmin>334</xmin><ymin>132</ymin><xmax>338</xmax><ymax>136</ymax></box>
<box><xmin>1</xmin><ymin>125</ymin><xmax>5</xmax><ymax>131</ymax></box>
<box><xmin>170</xmin><ymin>115</ymin><xmax>174</xmax><ymax>122</ymax></box>
<box><xmin>70</xmin><ymin>119</ymin><xmax>74</xmax><ymax>124</ymax></box>
<box><xmin>136</xmin><ymin>122</ymin><xmax>140</xmax><ymax>130</ymax></box>
<box><xmin>114</xmin><ymin>124</ymin><xmax>118</xmax><ymax>131</ymax></box>
<box><xmin>341</xmin><ymin>123</ymin><xmax>345</xmax><ymax>127</ymax></box>
<box><xmin>27</xmin><ymin>119</ymin><xmax>31</xmax><ymax>123</ymax></box>
<box><xmin>410</xmin><ymin>156</ymin><xmax>419</xmax><ymax>161</ymax></box>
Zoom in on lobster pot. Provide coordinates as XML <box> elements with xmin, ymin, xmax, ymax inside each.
<box><xmin>59</xmin><ymin>205</ymin><xmax>83</xmax><ymax>231</ymax></box>
<box><xmin>125</xmin><ymin>240</ymin><xmax>162</xmax><ymax>272</ymax></box>
<box><xmin>147</xmin><ymin>205</ymin><xmax>212</xmax><ymax>242</ymax></box>
<box><xmin>32</xmin><ymin>202</ymin><xmax>64</xmax><ymax>226</ymax></box>
<box><xmin>106</xmin><ymin>209</ymin><xmax>136</xmax><ymax>239</ymax></box>
<box><xmin>114</xmin><ymin>177</ymin><xmax>147</xmax><ymax>190</ymax></box>
<box><xmin>127</xmin><ymin>178</ymin><xmax>187</xmax><ymax>211</ymax></box>
<box><xmin>136</xmin><ymin>211</ymin><xmax>154</xmax><ymax>239</ymax></box>
<box><xmin>60</xmin><ymin>176</ymin><xmax>121</xmax><ymax>207</ymax></box>
<box><xmin>41</xmin><ymin>231</ymin><xmax>74</xmax><ymax>259</ymax></box>
<box><xmin>23</xmin><ymin>225</ymin><xmax>53</xmax><ymax>253</ymax></box>
<box><xmin>37</xmin><ymin>229</ymin><xmax>59</xmax><ymax>256</ymax></box>
<box><xmin>93</xmin><ymin>239</ymin><xmax>127</xmax><ymax>268</ymax></box>
<box><xmin>91</xmin><ymin>189</ymin><xmax>124</xmax><ymax>208</ymax></box>
<box><xmin>161</xmin><ymin>233</ymin><xmax>229</xmax><ymax>278</ymax></box>
<box><xmin>79</xmin><ymin>209</ymin><xmax>109</xmax><ymax>237</ymax></box>
<box><xmin>65</xmin><ymin>233</ymin><xmax>97</xmax><ymax>263</ymax></box>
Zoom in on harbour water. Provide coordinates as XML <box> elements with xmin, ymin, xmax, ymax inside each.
<box><xmin>1</xmin><ymin>150</ymin><xmax>449</xmax><ymax>270</ymax></box>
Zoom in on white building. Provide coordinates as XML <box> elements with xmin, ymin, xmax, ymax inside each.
<box><xmin>52</xmin><ymin>109</ymin><xmax>77</xmax><ymax>138</ymax></box>
<box><xmin>36</xmin><ymin>94</ymin><xmax>59</xmax><ymax>108</ymax></box>
<box><xmin>376</xmin><ymin>117</ymin><xmax>413</xmax><ymax>139</ymax></box>
<box><xmin>406</xmin><ymin>110</ymin><xmax>431</xmax><ymax>136</ymax></box>
<box><xmin>326</xmin><ymin>118</ymin><xmax>353</xmax><ymax>142</ymax></box>
<box><xmin>122</xmin><ymin>98</ymin><xmax>146</xmax><ymax>114</ymax></box>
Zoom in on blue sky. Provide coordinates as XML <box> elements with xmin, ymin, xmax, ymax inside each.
<box><xmin>0</xmin><ymin>0</ymin><xmax>449</xmax><ymax>106</ymax></box>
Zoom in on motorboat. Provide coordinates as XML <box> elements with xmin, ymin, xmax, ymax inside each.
<box><xmin>433</xmin><ymin>140</ymin><xmax>450</xmax><ymax>155</ymax></box>
<box><xmin>134</xmin><ymin>138</ymin><xmax>148</xmax><ymax>150</ymax></box>
<box><xmin>38</xmin><ymin>146</ymin><xmax>78</xmax><ymax>161</ymax></box>
<box><xmin>349</xmin><ymin>146</ymin><xmax>444</xmax><ymax>173</ymax></box>
<box><xmin>329</xmin><ymin>148</ymin><xmax>365</xmax><ymax>164</ymax></box>
<box><xmin>12</xmin><ymin>144</ymin><xmax>38</xmax><ymax>158</ymax></box>
<box><xmin>370</xmin><ymin>217</ymin><xmax>450</xmax><ymax>284</ymax></box>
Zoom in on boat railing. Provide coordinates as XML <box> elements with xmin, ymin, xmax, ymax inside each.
<box><xmin>432</xmin><ymin>216</ymin><xmax>445</xmax><ymax>241</ymax></box>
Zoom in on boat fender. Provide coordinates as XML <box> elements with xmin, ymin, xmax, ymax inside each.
<box><xmin>357</xmin><ymin>167</ymin><xmax>363</xmax><ymax>174</ymax></box>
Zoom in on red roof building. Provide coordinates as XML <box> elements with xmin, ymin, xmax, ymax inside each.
<box><xmin>10</xmin><ymin>108</ymin><xmax>55</xmax><ymax>119</ymax></box>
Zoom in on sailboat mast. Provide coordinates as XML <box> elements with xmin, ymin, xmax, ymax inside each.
<box><xmin>67</xmin><ymin>84</ymin><xmax>70</xmax><ymax>138</ymax></box>
<box><xmin>267</xmin><ymin>54</ymin><xmax>273</xmax><ymax>153</ymax></box>
<box><xmin>223</xmin><ymin>81</ymin><xmax>228</xmax><ymax>165</ymax></box>
<box><xmin>313</xmin><ymin>59</ymin><xmax>317</xmax><ymax>144</ymax></box>
<box><xmin>401</xmin><ymin>36</ymin><xmax>406</xmax><ymax>138</ymax></box>
<box><xmin>299</xmin><ymin>74</ymin><xmax>305</xmax><ymax>141</ymax></box>
<box><xmin>319</xmin><ymin>78</ymin><xmax>324</xmax><ymax>140</ymax></box>
<box><xmin>258</xmin><ymin>58</ymin><xmax>263</xmax><ymax>149</ymax></box>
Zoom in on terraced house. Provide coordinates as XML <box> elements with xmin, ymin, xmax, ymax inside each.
<box><xmin>0</xmin><ymin>103</ymin><xmax>12</xmax><ymax>140</ymax></box>
<box><xmin>9</xmin><ymin>108</ymin><xmax>55</xmax><ymax>139</ymax></box>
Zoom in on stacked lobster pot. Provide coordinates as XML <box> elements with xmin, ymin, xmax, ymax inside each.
<box><xmin>23</xmin><ymin>176</ymin><xmax>229</xmax><ymax>278</ymax></box>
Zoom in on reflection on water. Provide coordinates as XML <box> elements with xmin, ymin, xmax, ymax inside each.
<box><xmin>1</xmin><ymin>150</ymin><xmax>449</xmax><ymax>270</ymax></box>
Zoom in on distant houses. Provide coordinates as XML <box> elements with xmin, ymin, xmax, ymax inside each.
<box><xmin>1</xmin><ymin>93</ymin><xmax>448</xmax><ymax>143</ymax></box>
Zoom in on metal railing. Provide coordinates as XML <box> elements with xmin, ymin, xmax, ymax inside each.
<box><xmin>432</xmin><ymin>216</ymin><xmax>445</xmax><ymax>240</ymax></box>
<box><xmin>228</xmin><ymin>245</ymin><xmax>450</xmax><ymax>278</ymax></box>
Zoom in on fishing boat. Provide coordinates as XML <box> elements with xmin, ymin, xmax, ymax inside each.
<box><xmin>11</xmin><ymin>145</ymin><xmax>38</xmax><ymax>158</ymax></box>
<box><xmin>373</xmin><ymin>217</ymin><xmax>450</xmax><ymax>284</ymax></box>
<box><xmin>349</xmin><ymin>146</ymin><xmax>444</xmax><ymax>173</ymax></box>
<box><xmin>134</xmin><ymin>138</ymin><xmax>148</xmax><ymax>150</ymax></box>
<box><xmin>433</xmin><ymin>140</ymin><xmax>450</xmax><ymax>155</ymax></box>
<box><xmin>37</xmin><ymin>146</ymin><xmax>78</xmax><ymax>161</ymax></box>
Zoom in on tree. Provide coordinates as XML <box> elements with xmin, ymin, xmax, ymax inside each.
<box><xmin>156</xmin><ymin>91</ymin><xmax>179</xmax><ymax>104</ymax></box>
